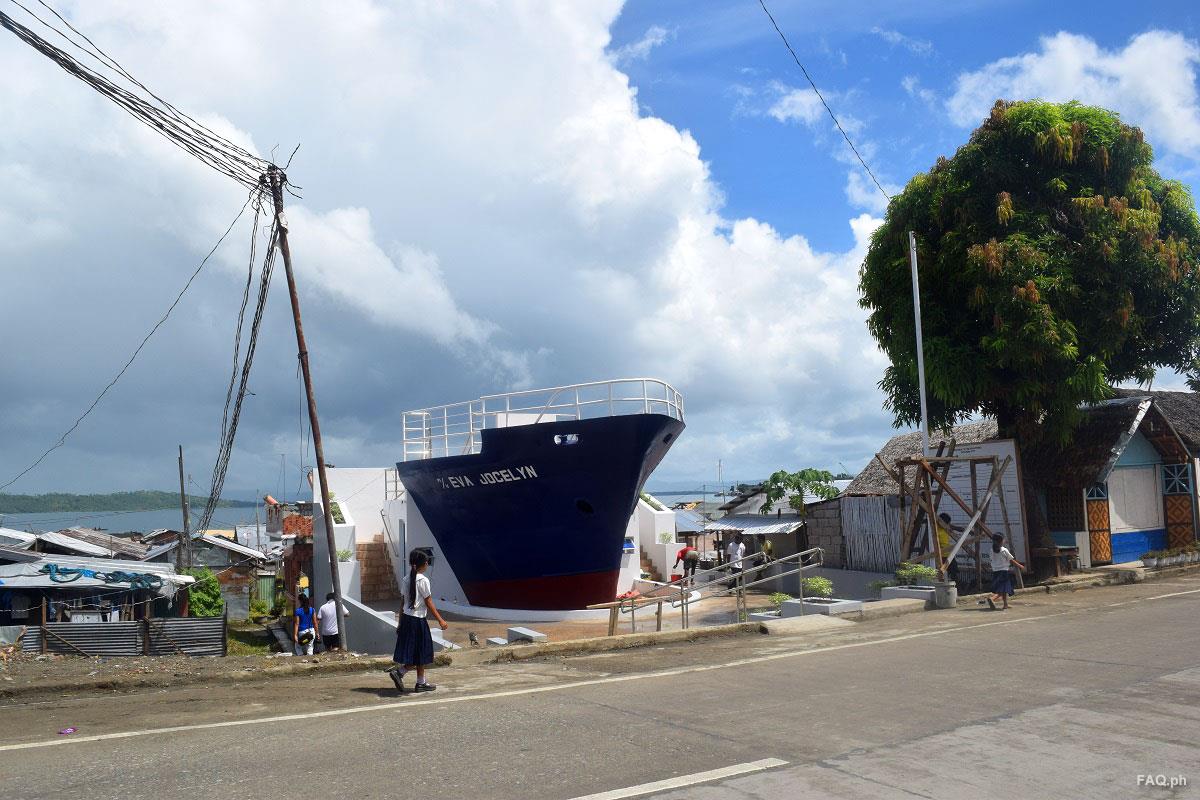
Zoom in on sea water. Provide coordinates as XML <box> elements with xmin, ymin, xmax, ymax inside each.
<box><xmin>0</xmin><ymin>507</ymin><xmax>255</xmax><ymax>534</ymax></box>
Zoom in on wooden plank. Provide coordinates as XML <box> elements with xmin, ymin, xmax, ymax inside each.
<box><xmin>920</xmin><ymin>460</ymin><xmax>998</xmax><ymax>539</ymax></box>
<box><xmin>941</xmin><ymin>456</ymin><xmax>1012</xmax><ymax>567</ymax></box>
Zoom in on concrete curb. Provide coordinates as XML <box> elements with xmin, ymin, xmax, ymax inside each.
<box><xmin>0</xmin><ymin>655</ymin><xmax>402</xmax><ymax>700</ymax></box>
<box><xmin>445</xmin><ymin>622</ymin><xmax>759</xmax><ymax>667</ymax></box>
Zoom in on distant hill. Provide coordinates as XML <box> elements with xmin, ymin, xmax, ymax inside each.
<box><xmin>0</xmin><ymin>491</ymin><xmax>256</xmax><ymax>514</ymax></box>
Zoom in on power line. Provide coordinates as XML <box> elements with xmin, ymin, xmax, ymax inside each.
<box><xmin>0</xmin><ymin>191</ymin><xmax>260</xmax><ymax>492</ymax></box>
<box><xmin>755</xmin><ymin>0</ymin><xmax>891</xmax><ymax>203</ymax></box>
<box><xmin>0</xmin><ymin>2</ymin><xmax>268</xmax><ymax>190</ymax></box>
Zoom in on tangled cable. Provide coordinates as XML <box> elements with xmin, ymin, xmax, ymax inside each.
<box><xmin>0</xmin><ymin>0</ymin><xmax>269</xmax><ymax>190</ymax></box>
<box><xmin>38</xmin><ymin>563</ymin><xmax>165</xmax><ymax>592</ymax></box>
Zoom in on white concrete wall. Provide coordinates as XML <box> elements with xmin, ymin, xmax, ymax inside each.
<box><xmin>313</xmin><ymin>467</ymin><xmax>391</xmax><ymax>544</ymax></box>
<box><xmin>635</xmin><ymin>497</ymin><xmax>680</xmax><ymax>581</ymax></box>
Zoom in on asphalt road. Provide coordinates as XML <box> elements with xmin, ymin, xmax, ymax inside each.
<box><xmin>3</xmin><ymin>575</ymin><xmax>1199</xmax><ymax>800</ymax></box>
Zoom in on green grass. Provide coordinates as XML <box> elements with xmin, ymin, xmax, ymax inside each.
<box><xmin>226</xmin><ymin>622</ymin><xmax>272</xmax><ymax>656</ymax></box>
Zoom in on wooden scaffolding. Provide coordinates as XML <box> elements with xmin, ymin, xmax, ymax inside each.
<box><xmin>874</xmin><ymin>440</ymin><xmax>1016</xmax><ymax>585</ymax></box>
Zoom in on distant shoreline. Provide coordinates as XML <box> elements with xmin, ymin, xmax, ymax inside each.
<box><xmin>0</xmin><ymin>491</ymin><xmax>257</xmax><ymax>514</ymax></box>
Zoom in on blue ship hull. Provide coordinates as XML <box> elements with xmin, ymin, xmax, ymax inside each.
<box><xmin>395</xmin><ymin>413</ymin><xmax>683</xmax><ymax>610</ymax></box>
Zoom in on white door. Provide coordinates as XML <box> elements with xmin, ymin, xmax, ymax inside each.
<box><xmin>1108</xmin><ymin>467</ymin><xmax>1163</xmax><ymax>533</ymax></box>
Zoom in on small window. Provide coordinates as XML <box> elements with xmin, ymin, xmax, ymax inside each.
<box><xmin>1086</xmin><ymin>483</ymin><xmax>1108</xmax><ymax>500</ymax></box>
<box><xmin>554</xmin><ymin>434</ymin><xmax>580</xmax><ymax>446</ymax></box>
<box><xmin>1046</xmin><ymin>486</ymin><xmax>1084</xmax><ymax>530</ymax></box>
<box><xmin>1163</xmin><ymin>463</ymin><xmax>1192</xmax><ymax>496</ymax></box>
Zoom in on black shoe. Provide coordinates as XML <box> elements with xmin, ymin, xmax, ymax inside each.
<box><xmin>986</xmin><ymin>598</ymin><xmax>997</xmax><ymax>611</ymax></box>
<box><xmin>413</xmin><ymin>682</ymin><xmax>437</xmax><ymax>692</ymax></box>
<box><xmin>388</xmin><ymin>668</ymin><xmax>405</xmax><ymax>693</ymax></box>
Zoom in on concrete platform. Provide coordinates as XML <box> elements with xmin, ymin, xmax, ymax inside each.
<box><xmin>757</xmin><ymin>614</ymin><xmax>855</xmax><ymax>636</ymax></box>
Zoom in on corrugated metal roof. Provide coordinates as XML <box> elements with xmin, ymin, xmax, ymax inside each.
<box><xmin>56</xmin><ymin>527</ymin><xmax>151</xmax><ymax>559</ymax></box>
<box><xmin>674</xmin><ymin>508</ymin><xmax>707</xmax><ymax>532</ymax></box>
<box><xmin>36</xmin><ymin>531</ymin><xmax>114</xmax><ymax>556</ymax></box>
<box><xmin>0</xmin><ymin>528</ymin><xmax>37</xmax><ymax>550</ymax></box>
<box><xmin>196</xmin><ymin>534</ymin><xmax>265</xmax><ymax>561</ymax></box>
<box><xmin>704</xmin><ymin>515</ymin><xmax>805</xmax><ymax>535</ymax></box>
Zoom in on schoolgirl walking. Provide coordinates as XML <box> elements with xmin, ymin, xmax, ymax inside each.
<box><xmin>389</xmin><ymin>549</ymin><xmax>448</xmax><ymax>693</ymax></box>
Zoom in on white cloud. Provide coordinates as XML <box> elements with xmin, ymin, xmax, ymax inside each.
<box><xmin>901</xmin><ymin>75</ymin><xmax>937</xmax><ymax>107</ymax></box>
<box><xmin>947</xmin><ymin>31</ymin><xmax>1200</xmax><ymax>157</ymax></box>
<box><xmin>768</xmin><ymin>87</ymin><xmax>825</xmax><ymax>126</ymax></box>
<box><xmin>845</xmin><ymin>171</ymin><xmax>890</xmax><ymax>214</ymax></box>
<box><xmin>0</xmin><ymin>1</ymin><xmax>893</xmax><ymax>491</ymax></box>
<box><xmin>871</xmin><ymin>27</ymin><xmax>932</xmax><ymax>56</ymax></box>
<box><xmin>612</xmin><ymin>24</ymin><xmax>672</xmax><ymax>63</ymax></box>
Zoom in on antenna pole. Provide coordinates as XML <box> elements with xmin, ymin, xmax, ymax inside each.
<box><xmin>908</xmin><ymin>231</ymin><xmax>930</xmax><ymax>456</ymax></box>
<box><xmin>267</xmin><ymin>167</ymin><xmax>348</xmax><ymax>649</ymax></box>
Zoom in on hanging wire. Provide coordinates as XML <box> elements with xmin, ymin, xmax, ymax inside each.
<box><xmin>755</xmin><ymin>0</ymin><xmax>891</xmax><ymax>203</ymax></box>
<box><xmin>0</xmin><ymin>1</ymin><xmax>294</xmax><ymax>514</ymax></box>
<box><xmin>192</xmin><ymin>198</ymin><xmax>280</xmax><ymax>536</ymax></box>
<box><xmin>0</xmin><ymin>2</ymin><xmax>269</xmax><ymax>190</ymax></box>
<box><xmin>0</xmin><ymin>190</ymin><xmax>261</xmax><ymax>492</ymax></box>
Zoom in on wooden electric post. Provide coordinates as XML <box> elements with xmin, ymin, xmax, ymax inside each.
<box><xmin>266</xmin><ymin>166</ymin><xmax>349</xmax><ymax>647</ymax></box>
<box><xmin>177</xmin><ymin>445</ymin><xmax>191</xmax><ymax>571</ymax></box>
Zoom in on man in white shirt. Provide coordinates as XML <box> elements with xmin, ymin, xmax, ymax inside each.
<box><xmin>725</xmin><ymin>534</ymin><xmax>746</xmax><ymax>587</ymax></box>
<box><xmin>316</xmin><ymin>592</ymin><xmax>349</xmax><ymax>651</ymax></box>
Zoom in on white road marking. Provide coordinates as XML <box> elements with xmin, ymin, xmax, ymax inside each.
<box><xmin>566</xmin><ymin>758</ymin><xmax>788</xmax><ymax>800</ymax></box>
<box><xmin>3</xmin><ymin>584</ymin><xmax>1196</xmax><ymax>753</ymax></box>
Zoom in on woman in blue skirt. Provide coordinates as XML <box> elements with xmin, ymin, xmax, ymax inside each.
<box><xmin>388</xmin><ymin>549</ymin><xmax>448</xmax><ymax>693</ymax></box>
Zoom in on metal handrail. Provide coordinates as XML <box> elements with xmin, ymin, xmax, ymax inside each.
<box><xmin>401</xmin><ymin>378</ymin><xmax>684</xmax><ymax>461</ymax></box>
<box><xmin>590</xmin><ymin>547</ymin><xmax>825</xmax><ymax>628</ymax></box>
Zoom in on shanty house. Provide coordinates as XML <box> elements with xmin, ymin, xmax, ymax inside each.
<box><xmin>839</xmin><ymin>395</ymin><xmax>1198</xmax><ymax>575</ymax></box>
<box><xmin>144</xmin><ymin>532</ymin><xmax>267</xmax><ymax>619</ymax></box>
<box><xmin>1033</xmin><ymin>396</ymin><xmax>1196</xmax><ymax>566</ymax></box>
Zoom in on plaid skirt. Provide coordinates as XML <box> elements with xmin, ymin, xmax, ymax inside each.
<box><xmin>393</xmin><ymin>613</ymin><xmax>434</xmax><ymax>666</ymax></box>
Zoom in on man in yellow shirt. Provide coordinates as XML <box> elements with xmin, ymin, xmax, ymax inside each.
<box><xmin>936</xmin><ymin>513</ymin><xmax>961</xmax><ymax>582</ymax></box>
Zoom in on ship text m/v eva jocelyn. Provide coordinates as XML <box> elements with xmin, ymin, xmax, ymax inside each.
<box><xmin>436</xmin><ymin>465</ymin><xmax>539</xmax><ymax>490</ymax></box>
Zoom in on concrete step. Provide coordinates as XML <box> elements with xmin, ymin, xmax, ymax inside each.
<box><xmin>506</xmin><ymin>626</ymin><xmax>547</xmax><ymax>644</ymax></box>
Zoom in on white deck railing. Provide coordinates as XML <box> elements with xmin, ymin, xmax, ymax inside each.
<box><xmin>401</xmin><ymin>378</ymin><xmax>684</xmax><ymax>461</ymax></box>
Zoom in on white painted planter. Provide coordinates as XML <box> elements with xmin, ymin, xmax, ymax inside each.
<box><xmin>788</xmin><ymin>598</ymin><xmax>863</xmax><ymax>616</ymax></box>
<box><xmin>880</xmin><ymin>586</ymin><xmax>937</xmax><ymax>607</ymax></box>
<box><xmin>1142</xmin><ymin>558</ymin><xmax>1159</xmax><ymax>568</ymax></box>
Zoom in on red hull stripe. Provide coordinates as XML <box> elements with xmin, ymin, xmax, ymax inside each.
<box><xmin>462</xmin><ymin>569</ymin><xmax>621</xmax><ymax>610</ymax></box>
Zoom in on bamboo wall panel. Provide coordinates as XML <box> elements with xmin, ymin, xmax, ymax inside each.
<box><xmin>1087</xmin><ymin>498</ymin><xmax>1112</xmax><ymax>564</ymax></box>
<box><xmin>1165</xmin><ymin>494</ymin><xmax>1195</xmax><ymax>549</ymax></box>
<box><xmin>841</xmin><ymin>496</ymin><xmax>901</xmax><ymax>573</ymax></box>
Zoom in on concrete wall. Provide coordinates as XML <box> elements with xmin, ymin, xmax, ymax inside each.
<box><xmin>635</xmin><ymin>498</ymin><xmax>679</xmax><ymax>581</ymax></box>
<box><xmin>313</xmin><ymin>468</ymin><xmax>391</xmax><ymax>545</ymax></box>
<box><xmin>342</xmin><ymin>595</ymin><xmax>398</xmax><ymax>655</ymax></box>
<box><xmin>805</xmin><ymin>500</ymin><xmax>843</xmax><ymax>568</ymax></box>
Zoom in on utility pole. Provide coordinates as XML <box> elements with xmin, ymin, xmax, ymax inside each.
<box><xmin>177</xmin><ymin>445</ymin><xmax>191</xmax><ymax>571</ymax></box>
<box><xmin>267</xmin><ymin>166</ymin><xmax>348</xmax><ymax>647</ymax></box>
<box><xmin>908</xmin><ymin>231</ymin><xmax>930</xmax><ymax>456</ymax></box>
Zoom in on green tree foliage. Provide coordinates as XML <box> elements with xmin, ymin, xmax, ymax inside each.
<box><xmin>184</xmin><ymin>567</ymin><xmax>225</xmax><ymax>617</ymax></box>
<box><xmin>860</xmin><ymin>100</ymin><xmax>1200</xmax><ymax>442</ymax></box>
<box><xmin>760</xmin><ymin>468</ymin><xmax>840</xmax><ymax>517</ymax></box>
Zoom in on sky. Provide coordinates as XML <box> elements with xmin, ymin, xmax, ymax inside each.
<box><xmin>1</xmin><ymin>0</ymin><xmax>1199</xmax><ymax>498</ymax></box>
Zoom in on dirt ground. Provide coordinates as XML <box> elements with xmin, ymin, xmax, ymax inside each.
<box><xmin>0</xmin><ymin>589</ymin><xmax>779</xmax><ymax>696</ymax></box>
